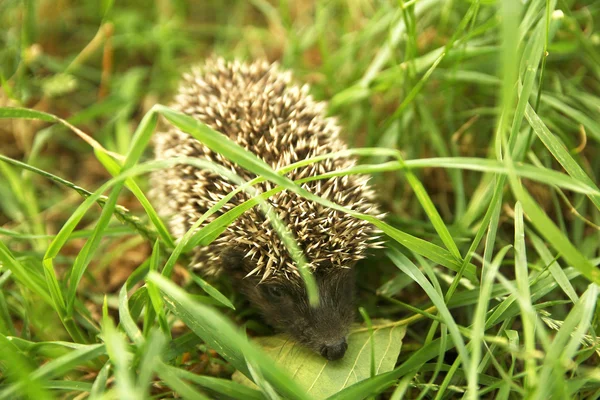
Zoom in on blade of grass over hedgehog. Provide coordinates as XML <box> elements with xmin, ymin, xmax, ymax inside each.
<box><xmin>153</xmin><ymin>105</ymin><xmax>472</xmax><ymax>280</ymax></box>
<box><xmin>147</xmin><ymin>272</ymin><xmax>312</xmax><ymax>400</ymax></box>
<box><xmin>167</xmin><ymin>149</ymin><xmax>594</xmax><ymax>284</ymax></box>
<box><xmin>156</xmin><ymin>104</ymin><xmax>322</xmax><ymax>304</ymax></box>
<box><xmin>155</xmin><ymin>104</ymin><xmax>595</xmax><ymax>290</ymax></box>
<box><xmin>182</xmin><ymin>176</ymin><xmax>477</xmax><ymax>280</ymax></box>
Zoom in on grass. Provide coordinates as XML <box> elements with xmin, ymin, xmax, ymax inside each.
<box><xmin>1</xmin><ymin>0</ymin><xmax>599</xmax><ymax>398</ymax></box>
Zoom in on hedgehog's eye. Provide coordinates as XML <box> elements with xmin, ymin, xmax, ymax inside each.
<box><xmin>264</xmin><ymin>285</ymin><xmax>285</xmax><ymax>300</ymax></box>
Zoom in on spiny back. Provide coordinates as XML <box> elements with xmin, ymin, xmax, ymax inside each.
<box><xmin>152</xmin><ymin>58</ymin><xmax>379</xmax><ymax>281</ymax></box>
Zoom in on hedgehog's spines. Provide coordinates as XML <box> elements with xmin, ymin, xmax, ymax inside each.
<box><xmin>152</xmin><ymin>58</ymin><xmax>381</xmax><ymax>280</ymax></box>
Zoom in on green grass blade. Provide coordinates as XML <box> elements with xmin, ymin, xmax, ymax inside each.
<box><xmin>189</xmin><ymin>273</ymin><xmax>235</xmax><ymax>310</ymax></box>
<box><xmin>146</xmin><ymin>241</ymin><xmax>171</xmax><ymax>337</ymax></box>
<box><xmin>524</xmin><ymin>104</ymin><xmax>600</xmax><ymax>211</ymax></box>
<box><xmin>529</xmin><ymin>232</ymin><xmax>578</xmax><ymax>303</ymax></box>
<box><xmin>386</xmin><ymin>249</ymin><xmax>471</xmax><ymax>376</ymax></box>
<box><xmin>137</xmin><ymin>329</ymin><xmax>168</xmax><ymax>396</ymax></box>
<box><xmin>147</xmin><ymin>272</ymin><xmax>311</xmax><ymax>400</ymax></box>
<box><xmin>0</xmin><ymin>341</ymin><xmax>105</xmax><ymax>399</ymax></box>
<box><xmin>103</xmin><ymin>314</ymin><xmax>141</xmax><ymax>400</ymax></box>
<box><xmin>89</xmin><ymin>362</ymin><xmax>111</xmax><ymax>400</ymax></box>
<box><xmin>161</xmin><ymin>365</ymin><xmax>266</xmax><ymax>400</ymax></box>
<box><xmin>0</xmin><ymin>335</ymin><xmax>53</xmax><ymax>400</ymax></box>
<box><xmin>0</xmin><ymin>241</ymin><xmax>53</xmax><ymax>306</ymax></box>
<box><xmin>118</xmin><ymin>285</ymin><xmax>144</xmax><ymax>347</ymax></box>
<box><xmin>506</xmin><ymin>163</ymin><xmax>600</xmax><ymax>285</ymax></box>
<box><xmin>95</xmin><ymin>149</ymin><xmax>175</xmax><ymax>248</ymax></box>
<box><xmin>156</xmin><ymin>364</ymin><xmax>211</xmax><ymax>400</ymax></box>
<box><xmin>466</xmin><ymin>245</ymin><xmax>512</xmax><ymax>398</ymax></box>
<box><xmin>530</xmin><ymin>284</ymin><xmax>599</xmax><ymax>400</ymax></box>
<box><xmin>513</xmin><ymin>202</ymin><xmax>538</xmax><ymax>390</ymax></box>
<box><xmin>65</xmin><ymin>109</ymin><xmax>160</xmax><ymax>316</ymax></box>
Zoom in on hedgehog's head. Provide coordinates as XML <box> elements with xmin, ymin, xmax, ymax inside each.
<box><xmin>221</xmin><ymin>248</ymin><xmax>355</xmax><ymax>361</ymax></box>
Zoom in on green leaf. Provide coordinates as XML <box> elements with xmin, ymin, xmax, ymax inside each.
<box><xmin>233</xmin><ymin>322</ymin><xmax>405</xmax><ymax>399</ymax></box>
<box><xmin>329</xmin><ymin>337</ymin><xmax>455</xmax><ymax>400</ymax></box>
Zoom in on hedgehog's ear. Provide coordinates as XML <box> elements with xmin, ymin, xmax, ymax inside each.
<box><xmin>220</xmin><ymin>248</ymin><xmax>247</xmax><ymax>277</ymax></box>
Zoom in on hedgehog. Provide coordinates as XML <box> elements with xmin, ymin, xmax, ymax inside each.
<box><xmin>151</xmin><ymin>58</ymin><xmax>381</xmax><ymax>361</ymax></box>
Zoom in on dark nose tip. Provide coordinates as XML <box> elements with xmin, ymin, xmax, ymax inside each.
<box><xmin>320</xmin><ymin>339</ymin><xmax>348</xmax><ymax>361</ymax></box>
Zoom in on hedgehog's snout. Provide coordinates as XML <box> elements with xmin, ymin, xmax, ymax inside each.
<box><xmin>320</xmin><ymin>338</ymin><xmax>348</xmax><ymax>361</ymax></box>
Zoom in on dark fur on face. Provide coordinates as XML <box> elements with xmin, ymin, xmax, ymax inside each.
<box><xmin>222</xmin><ymin>248</ymin><xmax>356</xmax><ymax>360</ymax></box>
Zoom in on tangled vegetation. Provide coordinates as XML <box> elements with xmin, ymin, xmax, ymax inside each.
<box><xmin>0</xmin><ymin>0</ymin><xmax>599</xmax><ymax>398</ymax></box>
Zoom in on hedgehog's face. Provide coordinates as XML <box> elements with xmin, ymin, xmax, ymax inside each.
<box><xmin>251</xmin><ymin>268</ymin><xmax>356</xmax><ymax>361</ymax></box>
<box><xmin>222</xmin><ymin>249</ymin><xmax>356</xmax><ymax>361</ymax></box>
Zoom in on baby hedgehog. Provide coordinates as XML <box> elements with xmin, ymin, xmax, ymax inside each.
<box><xmin>152</xmin><ymin>58</ymin><xmax>380</xmax><ymax>361</ymax></box>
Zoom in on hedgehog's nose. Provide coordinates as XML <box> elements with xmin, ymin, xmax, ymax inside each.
<box><xmin>320</xmin><ymin>339</ymin><xmax>348</xmax><ymax>361</ymax></box>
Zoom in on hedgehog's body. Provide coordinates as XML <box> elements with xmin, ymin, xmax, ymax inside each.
<box><xmin>152</xmin><ymin>59</ymin><xmax>380</xmax><ymax>360</ymax></box>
